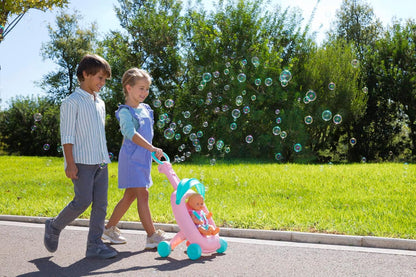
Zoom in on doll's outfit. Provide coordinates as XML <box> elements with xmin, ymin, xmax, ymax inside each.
<box><xmin>191</xmin><ymin>210</ymin><xmax>210</xmax><ymax>230</ymax></box>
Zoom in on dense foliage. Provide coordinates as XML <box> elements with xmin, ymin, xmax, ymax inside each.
<box><xmin>0</xmin><ymin>0</ymin><xmax>415</xmax><ymax>163</ymax></box>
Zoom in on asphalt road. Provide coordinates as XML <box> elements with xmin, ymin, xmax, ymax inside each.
<box><xmin>1</xmin><ymin>220</ymin><xmax>416</xmax><ymax>277</ymax></box>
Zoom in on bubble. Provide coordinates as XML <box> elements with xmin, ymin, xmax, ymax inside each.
<box><xmin>216</xmin><ymin>140</ymin><xmax>224</xmax><ymax>150</ymax></box>
<box><xmin>153</xmin><ymin>99</ymin><xmax>162</xmax><ymax>108</ymax></box>
<box><xmin>224</xmin><ymin>69</ymin><xmax>230</xmax><ymax>75</ymax></box>
<box><xmin>202</xmin><ymin>72</ymin><xmax>212</xmax><ymax>82</ymax></box>
<box><xmin>225</xmin><ymin>62</ymin><xmax>231</xmax><ymax>68</ymax></box>
<box><xmin>280</xmin><ymin>131</ymin><xmax>287</xmax><ymax>139</ymax></box>
<box><xmin>361</xmin><ymin>157</ymin><xmax>367</xmax><ymax>163</ymax></box>
<box><xmin>275</xmin><ymin>109</ymin><xmax>280</xmax><ymax>115</ymax></box>
<box><xmin>43</xmin><ymin>144</ymin><xmax>50</xmax><ymax>151</ymax></box>
<box><xmin>322</xmin><ymin>110</ymin><xmax>332</xmax><ymax>121</ymax></box>
<box><xmin>276</xmin><ymin>117</ymin><xmax>282</xmax><ymax>124</ymax></box>
<box><xmin>57</xmin><ymin>146</ymin><xmax>63</xmax><ymax>153</ymax></box>
<box><xmin>230</xmin><ymin>122</ymin><xmax>237</xmax><ymax>130</ymax></box>
<box><xmin>280</xmin><ymin>80</ymin><xmax>289</xmax><ymax>87</ymax></box>
<box><xmin>31</xmin><ymin>125</ymin><xmax>37</xmax><ymax>132</ymax></box>
<box><xmin>237</xmin><ymin>73</ymin><xmax>247</xmax><ymax>83</ymax></box>
<box><xmin>202</xmin><ymin>121</ymin><xmax>209</xmax><ymax>127</ymax></box>
<box><xmin>197</xmin><ymin>131</ymin><xmax>204</xmax><ymax>138</ymax></box>
<box><xmin>175</xmin><ymin>133</ymin><xmax>181</xmax><ymax>140</ymax></box>
<box><xmin>205</xmin><ymin>98</ymin><xmax>213</xmax><ymax>105</ymax></box>
<box><xmin>231</xmin><ymin>109</ymin><xmax>241</xmax><ymax>119</ymax></box>
<box><xmin>333</xmin><ymin>114</ymin><xmax>342</xmax><ymax>124</ymax></box>
<box><xmin>351</xmin><ymin>59</ymin><xmax>359</xmax><ymax>68</ymax></box>
<box><xmin>99</xmin><ymin>161</ymin><xmax>107</xmax><ymax>169</ymax></box>
<box><xmin>264</xmin><ymin>78</ymin><xmax>273</xmax><ymax>86</ymax></box>
<box><xmin>224</xmin><ymin>84</ymin><xmax>230</xmax><ymax>91</ymax></box>
<box><xmin>328</xmin><ymin>82</ymin><xmax>336</xmax><ymax>91</ymax></box>
<box><xmin>294</xmin><ymin>143</ymin><xmax>302</xmax><ymax>152</ymax></box>
<box><xmin>222</xmin><ymin>104</ymin><xmax>229</xmax><ymax>112</ymax></box>
<box><xmin>213</xmin><ymin>71</ymin><xmax>220</xmax><ymax>78</ymax></box>
<box><xmin>254</xmin><ymin>78</ymin><xmax>261</xmax><ymax>86</ymax></box>
<box><xmin>108</xmin><ymin>152</ymin><xmax>114</xmax><ymax>161</ymax></box>
<box><xmin>183</xmin><ymin>124</ymin><xmax>192</xmax><ymax>134</ymax></box>
<box><xmin>183</xmin><ymin>111</ymin><xmax>191</xmax><ymax>118</ymax></box>
<box><xmin>251</xmin><ymin>95</ymin><xmax>257</xmax><ymax>101</ymax></box>
<box><xmin>304</xmin><ymin>115</ymin><xmax>313</xmax><ymax>124</ymax></box>
<box><xmin>245</xmin><ymin>135</ymin><xmax>254</xmax><ymax>143</ymax></box>
<box><xmin>306</xmin><ymin>90</ymin><xmax>316</xmax><ymax>101</ymax></box>
<box><xmin>208</xmin><ymin>137</ymin><xmax>216</xmax><ymax>145</ymax></box>
<box><xmin>275</xmin><ymin>153</ymin><xmax>283</xmax><ymax>161</ymax></box>
<box><xmin>156</xmin><ymin>120</ymin><xmax>165</xmax><ymax>128</ymax></box>
<box><xmin>169</xmin><ymin>122</ymin><xmax>177</xmax><ymax>130</ymax></box>
<box><xmin>251</xmin><ymin>56</ymin><xmax>260</xmax><ymax>67</ymax></box>
<box><xmin>225</xmin><ymin>146</ymin><xmax>231</xmax><ymax>153</ymax></box>
<box><xmin>272</xmin><ymin>126</ymin><xmax>281</xmax><ymax>135</ymax></box>
<box><xmin>164</xmin><ymin>128</ymin><xmax>175</xmax><ymax>139</ymax></box>
<box><xmin>164</xmin><ymin>99</ymin><xmax>175</xmax><ymax>108</ymax></box>
<box><xmin>34</xmin><ymin>113</ymin><xmax>43</xmax><ymax>122</ymax></box>
<box><xmin>279</xmin><ymin>69</ymin><xmax>292</xmax><ymax>83</ymax></box>
<box><xmin>189</xmin><ymin>133</ymin><xmax>197</xmax><ymax>141</ymax></box>
<box><xmin>198</xmin><ymin>84</ymin><xmax>205</xmax><ymax>91</ymax></box>
<box><xmin>241</xmin><ymin>59</ymin><xmax>248</xmax><ymax>66</ymax></box>
<box><xmin>235</xmin><ymin>95</ymin><xmax>243</xmax><ymax>106</ymax></box>
<box><xmin>362</xmin><ymin>87</ymin><xmax>368</xmax><ymax>93</ymax></box>
<box><xmin>303</xmin><ymin>96</ymin><xmax>310</xmax><ymax>104</ymax></box>
<box><xmin>210</xmin><ymin>159</ymin><xmax>216</xmax><ymax>165</ymax></box>
<box><xmin>241</xmin><ymin>90</ymin><xmax>247</xmax><ymax>95</ymax></box>
<box><xmin>350</xmin><ymin>137</ymin><xmax>357</xmax><ymax>146</ymax></box>
<box><xmin>243</xmin><ymin>106</ymin><xmax>250</xmax><ymax>114</ymax></box>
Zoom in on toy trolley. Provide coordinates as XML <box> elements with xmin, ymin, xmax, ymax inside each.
<box><xmin>151</xmin><ymin>153</ymin><xmax>227</xmax><ymax>260</ymax></box>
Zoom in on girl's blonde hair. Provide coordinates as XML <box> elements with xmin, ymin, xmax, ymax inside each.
<box><xmin>121</xmin><ymin>68</ymin><xmax>152</xmax><ymax>97</ymax></box>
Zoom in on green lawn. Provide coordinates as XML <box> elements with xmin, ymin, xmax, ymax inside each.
<box><xmin>1</xmin><ymin>156</ymin><xmax>415</xmax><ymax>239</ymax></box>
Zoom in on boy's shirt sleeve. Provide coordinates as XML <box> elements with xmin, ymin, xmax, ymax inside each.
<box><xmin>60</xmin><ymin>98</ymin><xmax>77</xmax><ymax>145</ymax></box>
<box><xmin>118</xmin><ymin>108</ymin><xmax>138</xmax><ymax>141</ymax></box>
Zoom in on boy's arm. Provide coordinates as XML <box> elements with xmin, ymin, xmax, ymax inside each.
<box><xmin>63</xmin><ymin>144</ymin><xmax>78</xmax><ymax>180</ymax></box>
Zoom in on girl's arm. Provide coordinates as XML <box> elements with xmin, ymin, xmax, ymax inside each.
<box><xmin>131</xmin><ymin>132</ymin><xmax>163</xmax><ymax>159</ymax></box>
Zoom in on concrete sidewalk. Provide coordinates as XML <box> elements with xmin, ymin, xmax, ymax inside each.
<box><xmin>1</xmin><ymin>214</ymin><xmax>415</xmax><ymax>251</ymax></box>
<box><xmin>1</xmin><ymin>219</ymin><xmax>416</xmax><ymax>277</ymax></box>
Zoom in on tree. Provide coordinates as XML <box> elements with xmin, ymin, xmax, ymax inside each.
<box><xmin>364</xmin><ymin>19</ymin><xmax>416</xmax><ymax>161</ymax></box>
<box><xmin>0</xmin><ymin>96</ymin><xmax>61</xmax><ymax>156</ymax></box>
<box><xmin>39</xmin><ymin>11</ymin><xmax>99</xmax><ymax>103</ymax></box>
<box><xmin>301</xmin><ymin>40</ymin><xmax>367</xmax><ymax>162</ymax></box>
<box><xmin>101</xmin><ymin>0</ymin><xmax>185</xmax><ymax>156</ymax></box>
<box><xmin>0</xmin><ymin>0</ymin><xmax>69</xmax><ymax>42</ymax></box>
<box><xmin>331</xmin><ymin>0</ymin><xmax>382</xmax><ymax>60</ymax></box>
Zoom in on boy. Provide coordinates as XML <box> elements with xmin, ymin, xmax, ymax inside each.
<box><xmin>44</xmin><ymin>54</ymin><xmax>117</xmax><ymax>259</ymax></box>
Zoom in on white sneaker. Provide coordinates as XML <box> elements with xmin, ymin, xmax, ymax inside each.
<box><xmin>102</xmin><ymin>226</ymin><xmax>127</xmax><ymax>244</ymax></box>
<box><xmin>145</xmin><ymin>229</ymin><xmax>168</xmax><ymax>249</ymax></box>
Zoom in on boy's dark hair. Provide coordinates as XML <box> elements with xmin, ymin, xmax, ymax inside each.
<box><xmin>76</xmin><ymin>54</ymin><xmax>111</xmax><ymax>82</ymax></box>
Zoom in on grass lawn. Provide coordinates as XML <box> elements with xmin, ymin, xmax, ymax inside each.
<box><xmin>0</xmin><ymin>156</ymin><xmax>415</xmax><ymax>239</ymax></box>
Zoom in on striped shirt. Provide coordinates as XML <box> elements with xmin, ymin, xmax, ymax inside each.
<box><xmin>60</xmin><ymin>87</ymin><xmax>111</xmax><ymax>166</ymax></box>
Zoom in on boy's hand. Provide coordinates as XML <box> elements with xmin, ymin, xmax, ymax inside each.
<box><xmin>65</xmin><ymin>163</ymin><xmax>78</xmax><ymax>180</ymax></box>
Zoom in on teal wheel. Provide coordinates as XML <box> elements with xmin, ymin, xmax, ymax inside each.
<box><xmin>187</xmin><ymin>243</ymin><xmax>202</xmax><ymax>260</ymax></box>
<box><xmin>157</xmin><ymin>241</ymin><xmax>171</xmax><ymax>258</ymax></box>
<box><xmin>216</xmin><ymin>238</ymin><xmax>227</xmax><ymax>253</ymax></box>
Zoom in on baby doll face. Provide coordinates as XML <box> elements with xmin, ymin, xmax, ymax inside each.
<box><xmin>188</xmin><ymin>194</ymin><xmax>204</xmax><ymax>210</ymax></box>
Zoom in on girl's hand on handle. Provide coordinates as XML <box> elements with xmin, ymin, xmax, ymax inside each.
<box><xmin>151</xmin><ymin>147</ymin><xmax>164</xmax><ymax>159</ymax></box>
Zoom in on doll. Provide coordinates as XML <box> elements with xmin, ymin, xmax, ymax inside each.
<box><xmin>187</xmin><ymin>193</ymin><xmax>220</xmax><ymax>236</ymax></box>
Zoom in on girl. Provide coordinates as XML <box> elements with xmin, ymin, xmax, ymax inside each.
<box><xmin>103</xmin><ymin>68</ymin><xmax>167</xmax><ymax>249</ymax></box>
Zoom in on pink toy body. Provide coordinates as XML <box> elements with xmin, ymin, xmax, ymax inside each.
<box><xmin>153</xmin><ymin>153</ymin><xmax>227</xmax><ymax>260</ymax></box>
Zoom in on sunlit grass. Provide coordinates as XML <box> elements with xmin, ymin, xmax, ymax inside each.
<box><xmin>1</xmin><ymin>156</ymin><xmax>415</xmax><ymax>239</ymax></box>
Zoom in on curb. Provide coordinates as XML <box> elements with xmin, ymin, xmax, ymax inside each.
<box><xmin>1</xmin><ymin>215</ymin><xmax>415</xmax><ymax>251</ymax></box>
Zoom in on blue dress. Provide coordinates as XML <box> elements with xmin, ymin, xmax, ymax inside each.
<box><xmin>115</xmin><ymin>104</ymin><xmax>154</xmax><ymax>188</ymax></box>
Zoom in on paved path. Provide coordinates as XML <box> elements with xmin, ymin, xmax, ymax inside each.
<box><xmin>1</xmin><ymin>220</ymin><xmax>416</xmax><ymax>276</ymax></box>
